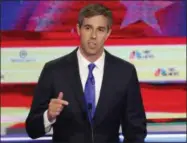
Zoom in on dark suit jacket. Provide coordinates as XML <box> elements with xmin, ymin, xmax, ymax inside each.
<box><xmin>26</xmin><ymin>48</ymin><xmax>147</xmax><ymax>143</ymax></box>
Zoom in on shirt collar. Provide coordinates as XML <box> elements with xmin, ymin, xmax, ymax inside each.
<box><xmin>77</xmin><ymin>48</ymin><xmax>105</xmax><ymax>70</ymax></box>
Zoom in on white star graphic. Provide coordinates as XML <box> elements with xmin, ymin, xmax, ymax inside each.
<box><xmin>33</xmin><ymin>1</ymin><xmax>64</xmax><ymax>31</ymax></box>
<box><xmin>120</xmin><ymin>0</ymin><xmax>174</xmax><ymax>33</ymax></box>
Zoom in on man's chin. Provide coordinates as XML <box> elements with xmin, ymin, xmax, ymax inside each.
<box><xmin>86</xmin><ymin>48</ymin><xmax>98</xmax><ymax>55</ymax></box>
<box><xmin>86</xmin><ymin>51</ymin><xmax>98</xmax><ymax>56</ymax></box>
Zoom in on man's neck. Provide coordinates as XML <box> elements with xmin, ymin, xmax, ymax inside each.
<box><xmin>79</xmin><ymin>48</ymin><xmax>104</xmax><ymax>63</ymax></box>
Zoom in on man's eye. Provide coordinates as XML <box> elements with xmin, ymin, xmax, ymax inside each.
<box><xmin>99</xmin><ymin>28</ymin><xmax>105</xmax><ymax>32</ymax></box>
<box><xmin>85</xmin><ymin>27</ymin><xmax>90</xmax><ymax>30</ymax></box>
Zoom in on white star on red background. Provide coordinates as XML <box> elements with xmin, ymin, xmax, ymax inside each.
<box><xmin>120</xmin><ymin>0</ymin><xmax>174</xmax><ymax>33</ymax></box>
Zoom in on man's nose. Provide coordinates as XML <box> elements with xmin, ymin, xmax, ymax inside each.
<box><xmin>91</xmin><ymin>30</ymin><xmax>96</xmax><ymax>38</ymax></box>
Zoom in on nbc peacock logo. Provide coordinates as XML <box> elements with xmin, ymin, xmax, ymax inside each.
<box><xmin>155</xmin><ymin>68</ymin><xmax>179</xmax><ymax>76</ymax></box>
<box><xmin>129</xmin><ymin>50</ymin><xmax>154</xmax><ymax>60</ymax></box>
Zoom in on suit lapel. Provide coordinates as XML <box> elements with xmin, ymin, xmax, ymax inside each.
<box><xmin>93</xmin><ymin>51</ymin><xmax>114</xmax><ymax>127</ymax></box>
<box><xmin>67</xmin><ymin>49</ymin><xmax>87</xmax><ymax>114</ymax></box>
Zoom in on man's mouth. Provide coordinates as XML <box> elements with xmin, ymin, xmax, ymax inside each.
<box><xmin>88</xmin><ymin>41</ymin><xmax>96</xmax><ymax>47</ymax></box>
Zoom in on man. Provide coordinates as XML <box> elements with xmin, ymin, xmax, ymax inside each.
<box><xmin>26</xmin><ymin>3</ymin><xmax>147</xmax><ymax>143</ymax></box>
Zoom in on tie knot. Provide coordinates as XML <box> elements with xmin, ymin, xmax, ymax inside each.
<box><xmin>88</xmin><ymin>63</ymin><xmax>96</xmax><ymax>72</ymax></box>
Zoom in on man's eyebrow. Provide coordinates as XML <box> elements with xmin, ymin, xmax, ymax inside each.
<box><xmin>83</xmin><ymin>24</ymin><xmax>106</xmax><ymax>30</ymax></box>
<box><xmin>98</xmin><ymin>26</ymin><xmax>106</xmax><ymax>29</ymax></box>
<box><xmin>83</xmin><ymin>24</ymin><xmax>92</xmax><ymax>27</ymax></box>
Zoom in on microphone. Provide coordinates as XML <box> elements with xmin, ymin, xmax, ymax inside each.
<box><xmin>87</xmin><ymin>103</ymin><xmax>94</xmax><ymax>143</ymax></box>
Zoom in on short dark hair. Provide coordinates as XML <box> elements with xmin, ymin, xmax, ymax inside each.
<box><xmin>78</xmin><ymin>3</ymin><xmax>113</xmax><ymax>29</ymax></box>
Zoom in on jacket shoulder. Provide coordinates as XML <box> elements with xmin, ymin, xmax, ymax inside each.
<box><xmin>108</xmin><ymin>52</ymin><xmax>135</xmax><ymax>70</ymax></box>
<box><xmin>43</xmin><ymin>50</ymin><xmax>75</xmax><ymax>70</ymax></box>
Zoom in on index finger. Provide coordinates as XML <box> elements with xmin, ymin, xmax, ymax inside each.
<box><xmin>57</xmin><ymin>92</ymin><xmax>63</xmax><ymax>100</ymax></box>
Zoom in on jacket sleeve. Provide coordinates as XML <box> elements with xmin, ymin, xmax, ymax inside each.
<box><xmin>121</xmin><ymin>65</ymin><xmax>147</xmax><ymax>143</ymax></box>
<box><xmin>25</xmin><ymin>63</ymin><xmax>53</xmax><ymax>139</ymax></box>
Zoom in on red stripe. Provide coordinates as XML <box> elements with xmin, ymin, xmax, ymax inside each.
<box><xmin>1</xmin><ymin>37</ymin><xmax>186</xmax><ymax>47</ymax></box>
<box><xmin>1</xmin><ymin>84</ymin><xmax>186</xmax><ymax>113</ymax></box>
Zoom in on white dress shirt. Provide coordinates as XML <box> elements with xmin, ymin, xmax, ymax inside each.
<box><xmin>43</xmin><ymin>48</ymin><xmax>105</xmax><ymax>133</ymax></box>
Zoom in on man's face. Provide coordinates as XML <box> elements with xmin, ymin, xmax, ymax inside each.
<box><xmin>77</xmin><ymin>15</ymin><xmax>111</xmax><ymax>57</ymax></box>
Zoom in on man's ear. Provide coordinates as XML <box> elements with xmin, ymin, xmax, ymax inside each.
<box><xmin>105</xmin><ymin>28</ymin><xmax>112</xmax><ymax>40</ymax></box>
<box><xmin>76</xmin><ymin>24</ymin><xmax>80</xmax><ymax>36</ymax></box>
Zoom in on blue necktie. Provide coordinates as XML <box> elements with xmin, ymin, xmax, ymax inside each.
<box><xmin>84</xmin><ymin>63</ymin><xmax>96</xmax><ymax>122</ymax></box>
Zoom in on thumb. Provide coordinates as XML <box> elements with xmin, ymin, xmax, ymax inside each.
<box><xmin>57</xmin><ymin>92</ymin><xmax>63</xmax><ymax>100</ymax></box>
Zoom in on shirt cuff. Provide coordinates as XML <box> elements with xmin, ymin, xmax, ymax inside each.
<box><xmin>43</xmin><ymin>110</ymin><xmax>56</xmax><ymax>133</ymax></box>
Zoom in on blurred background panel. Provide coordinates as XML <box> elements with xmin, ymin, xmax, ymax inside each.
<box><xmin>1</xmin><ymin>0</ymin><xmax>186</xmax><ymax>36</ymax></box>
